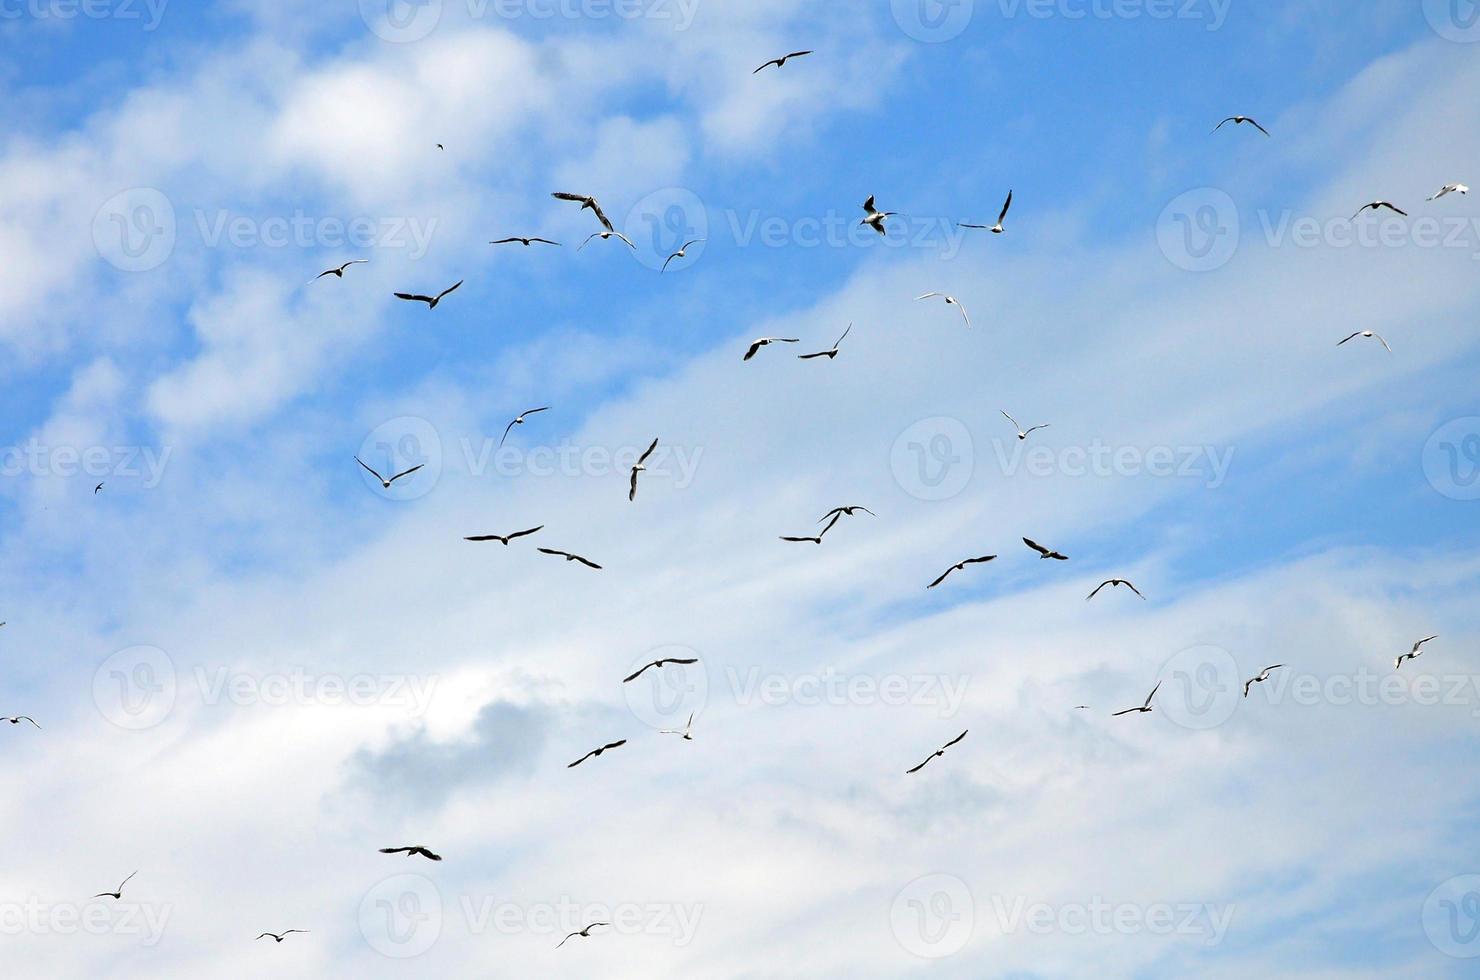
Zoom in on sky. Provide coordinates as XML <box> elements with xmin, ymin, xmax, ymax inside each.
<box><xmin>2</xmin><ymin>0</ymin><xmax>1480</xmax><ymax>977</ymax></box>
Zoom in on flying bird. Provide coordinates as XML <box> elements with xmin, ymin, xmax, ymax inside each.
<box><xmin>916</xmin><ymin>292</ymin><xmax>971</xmax><ymax>329</ymax></box>
<box><xmin>551</xmin><ymin>192</ymin><xmax>615</xmax><ymax>231</ymax></box>
<box><xmin>1428</xmin><ymin>183</ymin><xmax>1469</xmax><ymax>201</ymax></box>
<box><xmin>464</xmin><ymin>526</ymin><xmax>544</xmax><ymax>545</ymax></box>
<box><xmin>355</xmin><ymin>457</ymin><xmax>425</xmax><ymax>489</ymax></box>
<box><xmin>557</xmin><ymin>922</ymin><xmax>610</xmax><ymax>948</ymax></box>
<box><xmin>629</xmin><ymin>438</ymin><xmax>659</xmax><ymax>501</ymax></box>
<box><xmin>314</xmin><ymin>259</ymin><xmax>368</xmax><ymax>280</ymax></box>
<box><xmin>537</xmin><ymin>548</ymin><xmax>602</xmax><ymax>570</ymax></box>
<box><xmin>624</xmin><ymin>656</ymin><xmax>700</xmax><ymax>683</ymax></box>
<box><xmin>578</xmin><ymin>230</ymin><xmax>636</xmax><ymax>250</ymax></box>
<box><xmin>3</xmin><ymin>716</ymin><xmax>39</xmax><ymax>728</ymax></box>
<box><xmin>1213</xmin><ymin>115</ymin><xmax>1270</xmax><ymax>136</ymax></box>
<box><xmin>661</xmin><ymin>239</ymin><xmax>705</xmax><ymax>273</ymax></box>
<box><xmin>960</xmin><ymin>189</ymin><xmax>1012</xmax><ymax>234</ymax></box>
<box><xmin>1086</xmin><ymin>579</ymin><xmax>1145</xmax><ymax>601</ymax></box>
<box><xmin>94</xmin><ymin>482</ymin><xmax>104</xmax><ymax>494</ymax></box>
<box><xmin>906</xmin><ymin>730</ymin><xmax>968</xmax><ymax>774</ymax></box>
<box><xmin>1001</xmin><ymin>410</ymin><xmax>1049</xmax><ymax>441</ymax></box>
<box><xmin>820</xmin><ymin>504</ymin><xmax>875</xmax><ymax>523</ymax></box>
<box><xmin>256</xmin><ymin>931</ymin><xmax>309</xmax><ymax>943</ymax></box>
<box><xmin>927</xmin><ymin>555</ymin><xmax>997</xmax><ymax>589</ymax></box>
<box><xmin>798</xmin><ymin>323</ymin><xmax>852</xmax><ymax>360</ymax></box>
<box><xmin>753</xmin><ymin>50</ymin><xmax>813</xmax><ymax>73</ymax></box>
<box><xmin>379</xmin><ymin>846</ymin><xmax>442</xmax><ymax>861</ymax></box>
<box><xmin>1396</xmin><ymin>635</ymin><xmax>1438</xmax><ymax>670</ymax></box>
<box><xmin>1112</xmin><ymin>682</ymin><xmax>1161</xmax><ymax>716</ymax></box>
<box><xmin>860</xmin><ymin>195</ymin><xmax>895</xmax><ymax>236</ymax></box>
<box><xmin>94</xmin><ymin>871</ymin><xmax>138</xmax><ymax>900</ymax></box>
<box><xmin>1023</xmin><ymin>537</ymin><xmax>1069</xmax><ymax>561</ymax></box>
<box><xmin>781</xmin><ymin>512</ymin><xmax>841</xmax><ymax>544</ymax></box>
<box><xmin>1351</xmin><ymin>201</ymin><xmax>1408</xmax><ymax>220</ymax></box>
<box><xmin>490</xmin><ymin>236</ymin><xmax>560</xmax><ymax>247</ymax></box>
<box><xmin>1243</xmin><ymin>665</ymin><xmax>1284</xmax><ymax>697</ymax></box>
<box><xmin>500</xmin><ymin>406</ymin><xmax>551</xmax><ymax>447</ymax></box>
<box><xmin>744</xmin><ymin>336</ymin><xmax>800</xmax><ymax>360</ymax></box>
<box><xmin>393</xmin><ymin>280</ymin><xmax>463</xmax><ymax>309</ymax></box>
<box><xmin>1338</xmin><ymin>330</ymin><xmax>1391</xmax><ymax>352</ymax></box>
<box><xmin>568</xmin><ymin>740</ymin><xmax>626</xmax><ymax>768</ymax></box>
<box><xmin>660</xmin><ymin>712</ymin><xmax>695</xmax><ymax>740</ymax></box>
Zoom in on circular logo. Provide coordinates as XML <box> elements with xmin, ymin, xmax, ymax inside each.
<box><xmin>891</xmin><ymin>0</ymin><xmax>975</xmax><ymax>43</ymax></box>
<box><xmin>1423</xmin><ymin>874</ymin><xmax>1480</xmax><ymax>958</ymax></box>
<box><xmin>359</xmin><ymin>874</ymin><xmax>443</xmax><ymax>958</ymax></box>
<box><xmin>93</xmin><ymin>645</ymin><xmax>177</xmax><ymax>730</ymax></box>
<box><xmin>890</xmin><ymin>873</ymin><xmax>974</xmax><ymax>958</ymax></box>
<box><xmin>622</xmin><ymin>645</ymin><xmax>708</xmax><ymax>732</ymax></box>
<box><xmin>359</xmin><ymin>0</ymin><xmax>443</xmax><ymax>42</ymax></box>
<box><xmin>1423</xmin><ymin>417</ymin><xmax>1480</xmax><ymax>501</ymax></box>
<box><xmin>890</xmin><ymin>417</ymin><xmax>974</xmax><ymax>501</ymax></box>
<box><xmin>624</xmin><ymin>188</ymin><xmax>709</xmax><ymax>273</ymax></box>
<box><xmin>1157</xmin><ymin>188</ymin><xmax>1240</xmax><ymax>272</ymax></box>
<box><xmin>92</xmin><ymin>188</ymin><xmax>176</xmax><ymax>273</ymax></box>
<box><xmin>1424</xmin><ymin>0</ymin><xmax>1480</xmax><ymax>43</ymax></box>
<box><xmin>1157</xmin><ymin>645</ymin><xmax>1241</xmax><ymax>730</ymax></box>
<box><xmin>357</xmin><ymin>416</ymin><xmax>443</xmax><ymax>501</ymax></box>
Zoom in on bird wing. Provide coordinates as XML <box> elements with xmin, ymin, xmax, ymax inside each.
<box><xmin>1111</xmin><ymin>707</ymin><xmax>1138</xmax><ymax>717</ymax></box>
<box><xmin>998</xmin><ymin>189</ymin><xmax>1012</xmax><ymax>223</ymax></box>
<box><xmin>1125</xmin><ymin>581</ymin><xmax>1146</xmax><ymax>599</ymax></box>
<box><xmin>394</xmin><ymin>293</ymin><xmax>433</xmax><ymax>303</ymax></box>
<box><xmin>1384</xmin><ymin>203</ymin><xmax>1408</xmax><ymax>216</ymax></box>
<box><xmin>578</xmin><ymin>233</ymin><xmax>601</xmax><ymax>251</ymax></box>
<box><xmin>905</xmin><ymin>755</ymin><xmax>934</xmax><ymax>774</ymax></box>
<box><xmin>788</xmin><ymin>50</ymin><xmax>813</xmax><ymax>59</ymax></box>
<box><xmin>638</xmin><ymin>438</ymin><xmax>659</xmax><ymax>465</ymax></box>
<box><xmin>1024</xmin><ymin>537</ymin><xmax>1049</xmax><ymax>555</ymax></box>
<box><xmin>499</xmin><ymin>418</ymin><xmax>519</xmax><ymax>447</ymax></box>
<box><xmin>1024</xmin><ymin>424</ymin><xmax>1051</xmax><ymax>435</ymax></box>
<box><xmin>537</xmin><ymin>548</ymin><xmax>567</xmax><ymax>559</ymax></box>
<box><xmin>744</xmin><ymin>340</ymin><xmax>765</xmax><ymax>360</ymax></box>
<box><xmin>567</xmin><ymin>751</ymin><xmax>596</xmax><ymax>768</ymax></box>
<box><xmin>354</xmin><ymin>457</ymin><xmax>386</xmax><ymax>483</ymax></box>
<box><xmin>753</xmin><ymin>59</ymin><xmax>779</xmax><ymax>73</ymax></box>
<box><xmin>1337</xmin><ymin>332</ymin><xmax>1360</xmax><ymax>345</ymax></box>
<box><xmin>1086</xmin><ymin>581</ymin><xmax>1109</xmax><ymax>600</ymax></box>
<box><xmin>1000</xmin><ymin>410</ymin><xmax>1019</xmax><ymax>429</ymax></box>
<box><xmin>628</xmin><ymin>469</ymin><xmax>640</xmax><ymax>501</ymax></box>
<box><xmin>388</xmin><ymin>463</ymin><xmax>425</xmax><ymax>483</ymax></box>
<box><xmin>531</xmin><ymin>238</ymin><xmax>561</xmax><ymax>246</ymax></box>
<box><xmin>506</xmin><ymin>526</ymin><xmax>544</xmax><ymax>541</ymax></box>
<box><xmin>1144</xmin><ymin>681</ymin><xmax>1162</xmax><ymax>707</ymax></box>
<box><xmin>956</xmin><ymin>302</ymin><xmax>971</xmax><ymax>329</ymax></box>
<box><xmin>1249</xmin><ymin>118</ymin><xmax>1270</xmax><ymax>136</ymax></box>
<box><xmin>255</xmin><ymin>934</ymin><xmax>275</xmax><ymax>941</ymax></box>
<box><xmin>623</xmin><ymin>662</ymin><xmax>657</xmax><ymax>683</ymax></box>
<box><xmin>916</xmin><ymin>292</ymin><xmax>943</xmax><ymax>300</ymax></box>
<box><xmin>958</xmin><ymin>223</ymin><xmax>991</xmax><ymax>229</ymax></box>
<box><xmin>574</xmin><ymin>555</ymin><xmax>603</xmax><ymax>569</ymax></box>
<box><xmin>551</xmin><ymin>192</ymin><xmax>588</xmax><ymax>203</ymax></box>
<box><xmin>1374</xmin><ymin>333</ymin><xmax>1392</xmax><ymax>352</ymax></box>
<box><xmin>780</xmin><ymin>535</ymin><xmax>821</xmax><ymax>543</ymax></box>
<box><xmin>661</xmin><ymin>254</ymin><xmax>678</xmax><ymax>273</ymax></box>
<box><xmin>926</xmin><ymin>565</ymin><xmax>957</xmax><ymax>589</ymax></box>
<box><xmin>379</xmin><ymin>847</ymin><xmax>409</xmax><ymax>854</ymax></box>
<box><xmin>942</xmin><ymin>729</ymin><xmax>969</xmax><ymax>749</ymax></box>
<box><xmin>1213</xmin><ymin>117</ymin><xmax>1234</xmax><ymax>132</ymax></box>
<box><xmin>590</xmin><ymin>200</ymin><xmax>615</xmax><ymax>232</ymax></box>
<box><xmin>436</xmin><ymin>280</ymin><xmax>464</xmax><ymax>302</ymax></box>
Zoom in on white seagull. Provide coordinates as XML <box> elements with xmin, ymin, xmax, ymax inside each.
<box><xmin>1428</xmin><ymin>183</ymin><xmax>1468</xmax><ymax>201</ymax></box>
<box><xmin>798</xmin><ymin>323</ymin><xmax>852</xmax><ymax>360</ymax></box>
<box><xmin>661</xmin><ymin>239</ymin><xmax>705</xmax><ymax>273</ymax></box>
<box><xmin>916</xmin><ymin>292</ymin><xmax>971</xmax><ymax>329</ymax></box>
<box><xmin>1111</xmin><ymin>682</ymin><xmax>1161</xmax><ymax>717</ymax></box>
<box><xmin>1001</xmin><ymin>410</ymin><xmax>1049</xmax><ymax>441</ymax></box>
<box><xmin>1243</xmin><ymin>665</ymin><xmax>1284</xmax><ymax>697</ymax></box>
<box><xmin>1396</xmin><ymin>635</ymin><xmax>1438</xmax><ymax>670</ymax></box>
<box><xmin>579</xmin><ymin>230</ymin><xmax>636</xmax><ymax>251</ymax></box>
<box><xmin>744</xmin><ymin>336</ymin><xmax>800</xmax><ymax>360</ymax></box>
<box><xmin>754</xmin><ymin>50</ymin><xmax>813</xmax><ymax>73</ymax></box>
<box><xmin>860</xmin><ymin>195</ymin><xmax>896</xmax><ymax>236</ymax></box>
<box><xmin>1338</xmin><ymin>330</ymin><xmax>1391</xmax><ymax>352</ymax></box>
<box><xmin>960</xmin><ymin>189</ymin><xmax>1012</xmax><ymax>234</ymax></box>
<box><xmin>500</xmin><ymin>406</ymin><xmax>551</xmax><ymax>447</ymax></box>
<box><xmin>659</xmin><ymin>712</ymin><xmax>695</xmax><ymax>740</ymax></box>
<box><xmin>1213</xmin><ymin>115</ymin><xmax>1270</xmax><ymax>136</ymax></box>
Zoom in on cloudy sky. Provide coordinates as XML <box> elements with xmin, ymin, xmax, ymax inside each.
<box><xmin>3</xmin><ymin>0</ymin><xmax>1480</xmax><ymax>976</ymax></box>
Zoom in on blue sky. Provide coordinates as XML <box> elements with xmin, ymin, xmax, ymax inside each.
<box><xmin>2</xmin><ymin>1</ymin><xmax>1480</xmax><ymax>977</ymax></box>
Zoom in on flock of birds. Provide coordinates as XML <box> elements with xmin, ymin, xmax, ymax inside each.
<box><xmin>12</xmin><ymin>46</ymin><xmax>1459</xmax><ymax>956</ymax></box>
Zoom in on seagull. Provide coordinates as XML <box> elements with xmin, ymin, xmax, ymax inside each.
<box><xmin>659</xmin><ymin>712</ymin><xmax>695</xmax><ymax>740</ymax></box>
<box><xmin>94</xmin><ymin>482</ymin><xmax>104</xmax><ymax>494</ymax></box>
<box><xmin>960</xmin><ymin>189</ymin><xmax>1012</xmax><ymax>234</ymax></box>
<box><xmin>629</xmin><ymin>438</ymin><xmax>659</xmax><ymax>501</ymax></box>
<box><xmin>906</xmin><ymin>730</ymin><xmax>968</xmax><ymax>774</ymax></box>
<box><xmin>916</xmin><ymin>292</ymin><xmax>971</xmax><ymax>329</ymax></box>
<box><xmin>393</xmin><ymin>280</ymin><xmax>463</xmax><ymax>309</ymax></box>
<box><xmin>379</xmin><ymin>846</ymin><xmax>442</xmax><ymax>861</ymax></box>
<box><xmin>1338</xmin><ymin>330</ymin><xmax>1392</xmax><ymax>352</ymax></box>
<box><xmin>781</xmin><ymin>513</ymin><xmax>842</xmax><ymax>544</ymax></box>
<box><xmin>537</xmin><ymin>548</ymin><xmax>602</xmax><ymax>570</ymax></box>
<box><xmin>860</xmin><ymin>195</ymin><xmax>895</xmax><ymax>236</ymax></box>
<box><xmin>1112</xmin><ymin>682</ymin><xmax>1161</xmax><ymax>717</ymax></box>
<box><xmin>1023</xmin><ymin>537</ymin><xmax>1069</xmax><ymax>561</ymax></box>
<box><xmin>1001</xmin><ymin>410</ymin><xmax>1049</xmax><ymax>441</ymax></box>
<box><xmin>1213</xmin><ymin>115</ymin><xmax>1270</xmax><ymax>136</ymax></box>
<box><xmin>557</xmin><ymin>923</ymin><xmax>610</xmax><ymax>948</ymax></box>
<box><xmin>2</xmin><ymin>716</ymin><xmax>39</xmax><ymax>728</ymax></box>
<box><xmin>1351</xmin><ymin>201</ymin><xmax>1408</xmax><ymax>220</ymax></box>
<box><xmin>661</xmin><ymin>239</ymin><xmax>705</xmax><ymax>273</ymax></box>
<box><xmin>568</xmin><ymin>740</ymin><xmax>626</xmax><ymax>768</ymax></box>
<box><xmin>1086</xmin><ymin>579</ymin><xmax>1145</xmax><ymax>601</ymax></box>
<box><xmin>500</xmin><ymin>406</ymin><xmax>551</xmax><ymax>447</ymax></box>
<box><xmin>551</xmin><ymin>192</ymin><xmax>615</xmax><ymax>232</ymax></box>
<box><xmin>798</xmin><ymin>324</ymin><xmax>852</xmax><ymax>360</ymax></box>
<box><xmin>753</xmin><ymin>50</ymin><xmax>813</xmax><ymax>73</ymax></box>
<box><xmin>490</xmin><ymin>236</ymin><xmax>560</xmax><ymax>248</ymax></box>
<box><xmin>314</xmin><ymin>259</ymin><xmax>369</xmax><ymax>280</ymax></box>
<box><xmin>927</xmin><ymin>555</ymin><xmax>997</xmax><ymax>589</ymax></box>
<box><xmin>464</xmin><ymin>526</ymin><xmax>544</xmax><ymax>545</ymax></box>
<box><xmin>256</xmin><ymin>931</ymin><xmax>309</xmax><ymax>943</ymax></box>
<box><xmin>94</xmin><ymin>871</ymin><xmax>138</xmax><ymax>900</ymax></box>
<box><xmin>355</xmin><ymin>457</ymin><xmax>425</xmax><ymax>489</ymax></box>
<box><xmin>820</xmin><ymin>504</ymin><xmax>875</xmax><ymax>523</ymax></box>
<box><xmin>1429</xmin><ymin>183</ymin><xmax>1469</xmax><ymax>201</ymax></box>
<box><xmin>744</xmin><ymin>336</ymin><xmax>800</xmax><ymax>360</ymax></box>
<box><xmin>1396</xmin><ymin>635</ymin><xmax>1438</xmax><ymax>670</ymax></box>
<box><xmin>578</xmin><ymin>230</ymin><xmax>636</xmax><ymax>251</ymax></box>
<box><xmin>623</xmin><ymin>656</ymin><xmax>700</xmax><ymax>683</ymax></box>
<box><xmin>1243</xmin><ymin>665</ymin><xmax>1284</xmax><ymax>697</ymax></box>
